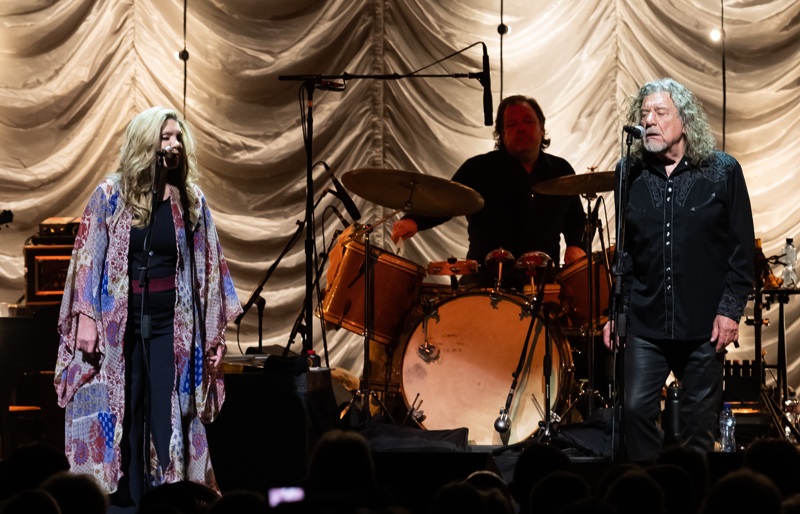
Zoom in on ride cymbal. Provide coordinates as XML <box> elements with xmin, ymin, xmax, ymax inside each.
<box><xmin>341</xmin><ymin>168</ymin><xmax>484</xmax><ymax>217</ymax></box>
<box><xmin>532</xmin><ymin>171</ymin><xmax>615</xmax><ymax>196</ymax></box>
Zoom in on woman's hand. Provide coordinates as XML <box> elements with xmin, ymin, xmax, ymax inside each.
<box><xmin>76</xmin><ymin>313</ymin><xmax>98</xmax><ymax>354</ymax></box>
<box><xmin>207</xmin><ymin>343</ymin><xmax>227</xmax><ymax>370</ymax></box>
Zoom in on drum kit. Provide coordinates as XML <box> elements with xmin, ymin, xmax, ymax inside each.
<box><xmin>319</xmin><ymin>168</ymin><xmax>615</xmax><ymax>445</ymax></box>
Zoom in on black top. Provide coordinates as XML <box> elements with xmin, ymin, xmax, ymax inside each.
<box><xmin>407</xmin><ymin>149</ymin><xmax>586</xmax><ymax>284</ymax></box>
<box><xmin>129</xmin><ymin>198</ymin><xmax>177</xmax><ymax>282</ymax></box>
<box><xmin>617</xmin><ymin>151</ymin><xmax>755</xmax><ymax>341</ymax></box>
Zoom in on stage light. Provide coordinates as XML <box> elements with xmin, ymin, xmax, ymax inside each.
<box><xmin>710</xmin><ymin>28</ymin><xmax>722</xmax><ymax>42</ymax></box>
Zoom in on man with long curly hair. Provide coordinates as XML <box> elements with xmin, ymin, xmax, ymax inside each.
<box><xmin>54</xmin><ymin>107</ymin><xmax>242</xmax><ymax>512</ymax></box>
<box><xmin>603</xmin><ymin>78</ymin><xmax>754</xmax><ymax>462</ymax></box>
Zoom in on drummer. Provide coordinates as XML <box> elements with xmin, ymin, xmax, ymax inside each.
<box><xmin>391</xmin><ymin>94</ymin><xmax>586</xmax><ymax>290</ymax></box>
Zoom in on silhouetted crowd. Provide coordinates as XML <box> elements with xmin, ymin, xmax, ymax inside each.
<box><xmin>3</xmin><ymin>431</ymin><xmax>800</xmax><ymax>514</ymax></box>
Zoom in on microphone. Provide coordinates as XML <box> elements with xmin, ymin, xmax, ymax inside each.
<box><xmin>623</xmin><ymin>125</ymin><xmax>645</xmax><ymax>139</ymax></box>
<box><xmin>481</xmin><ymin>43</ymin><xmax>493</xmax><ymax>126</ymax></box>
<box><xmin>323</xmin><ymin>163</ymin><xmax>361</xmax><ymax>222</ymax></box>
<box><xmin>590</xmin><ymin>197</ymin><xmax>602</xmax><ymax>223</ymax></box>
<box><xmin>156</xmin><ymin>146</ymin><xmax>172</xmax><ymax>156</ymax></box>
<box><xmin>315</xmin><ymin>80</ymin><xmax>345</xmax><ymax>92</ymax></box>
<box><xmin>494</xmin><ymin>408</ymin><xmax>510</xmax><ymax>433</ymax></box>
<box><xmin>328</xmin><ymin>204</ymin><xmax>350</xmax><ymax>229</ymax></box>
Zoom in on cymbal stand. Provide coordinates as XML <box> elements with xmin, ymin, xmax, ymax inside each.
<box><xmin>576</xmin><ymin>195</ymin><xmax>609</xmax><ymax>417</ymax></box>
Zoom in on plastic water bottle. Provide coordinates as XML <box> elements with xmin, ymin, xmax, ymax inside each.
<box><xmin>719</xmin><ymin>403</ymin><xmax>736</xmax><ymax>452</ymax></box>
<box><xmin>782</xmin><ymin>238</ymin><xmax>797</xmax><ymax>288</ymax></box>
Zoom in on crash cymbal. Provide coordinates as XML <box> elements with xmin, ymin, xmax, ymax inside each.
<box><xmin>532</xmin><ymin>171</ymin><xmax>615</xmax><ymax>196</ymax></box>
<box><xmin>341</xmin><ymin>168</ymin><xmax>484</xmax><ymax>217</ymax></box>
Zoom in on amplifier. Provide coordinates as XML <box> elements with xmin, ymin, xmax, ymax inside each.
<box><xmin>24</xmin><ymin>244</ymin><xmax>74</xmax><ymax>305</ymax></box>
<box><xmin>39</xmin><ymin>217</ymin><xmax>80</xmax><ymax>237</ymax></box>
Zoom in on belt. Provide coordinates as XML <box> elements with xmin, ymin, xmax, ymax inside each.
<box><xmin>132</xmin><ymin>275</ymin><xmax>175</xmax><ymax>294</ymax></box>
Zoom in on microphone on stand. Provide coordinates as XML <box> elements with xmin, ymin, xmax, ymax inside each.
<box><xmin>323</xmin><ymin>163</ymin><xmax>362</xmax><ymax>222</ymax></box>
<box><xmin>481</xmin><ymin>43</ymin><xmax>493</xmax><ymax>126</ymax></box>
<box><xmin>622</xmin><ymin>125</ymin><xmax>645</xmax><ymax>139</ymax></box>
<box><xmin>328</xmin><ymin>204</ymin><xmax>350</xmax><ymax>229</ymax></box>
<box><xmin>494</xmin><ymin>408</ymin><xmax>510</xmax><ymax>433</ymax></box>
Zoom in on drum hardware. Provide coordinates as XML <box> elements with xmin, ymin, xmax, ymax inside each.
<box><xmin>339</xmin><ymin>168</ymin><xmax>484</xmax><ymax>427</ymax></box>
<box><xmin>428</xmin><ymin>257</ymin><xmax>479</xmax><ymax>291</ymax></box>
<box><xmin>495</xmin><ymin>259</ymin><xmax>553</xmax><ymax>437</ymax></box>
<box><xmin>485</xmin><ymin>248</ymin><xmax>515</xmax><ymax>291</ymax></box>
<box><xmin>416</xmin><ymin>299</ymin><xmax>441</xmax><ymax>363</ymax></box>
<box><xmin>401</xmin><ymin>288</ymin><xmax>572</xmax><ymax>445</ymax></box>
<box><xmin>534</xmin><ymin>170</ymin><xmax>616</xmax><ymax>420</ymax></box>
<box><xmin>402</xmin><ymin>392</ymin><xmax>425</xmax><ymax>425</ymax></box>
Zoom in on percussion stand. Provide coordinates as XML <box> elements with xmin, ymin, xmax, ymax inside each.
<box><xmin>493</xmin><ymin>260</ymin><xmax>556</xmax><ymax>442</ymax></box>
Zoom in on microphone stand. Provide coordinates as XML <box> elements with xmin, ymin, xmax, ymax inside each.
<box><xmin>235</xmin><ymin>188</ymin><xmax>335</xmax><ymax>355</ymax></box>
<box><xmin>280</xmin><ymin>50</ymin><xmax>488</xmax><ymax>424</ymax></box>
<box><xmin>607</xmin><ymin>131</ymin><xmax>636</xmax><ymax>461</ymax></box>
<box><xmin>137</xmin><ymin>155</ymin><xmax>164</xmax><ymax>494</ymax></box>
<box><xmin>493</xmin><ymin>260</ymin><xmax>554</xmax><ymax>448</ymax></box>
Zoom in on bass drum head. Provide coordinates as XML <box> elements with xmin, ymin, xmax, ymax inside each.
<box><xmin>400</xmin><ymin>291</ymin><xmax>571</xmax><ymax>446</ymax></box>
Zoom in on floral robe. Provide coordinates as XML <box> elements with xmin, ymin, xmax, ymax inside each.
<box><xmin>54</xmin><ymin>175</ymin><xmax>242</xmax><ymax>494</ymax></box>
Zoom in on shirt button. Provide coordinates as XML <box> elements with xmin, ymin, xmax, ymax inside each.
<box><xmin>667</xmin><ymin>285</ymin><xmax>671</xmax><ymax>290</ymax></box>
<box><xmin>666</xmin><ymin>241</ymin><xmax>670</xmax><ymax>245</ymax></box>
<box><xmin>667</xmin><ymin>197</ymin><xmax>671</xmax><ymax>202</ymax></box>
<box><xmin>667</xmin><ymin>267</ymin><xmax>671</xmax><ymax>271</ymax></box>
<box><xmin>668</xmin><ymin>188</ymin><xmax>672</xmax><ymax>192</ymax></box>
<box><xmin>667</xmin><ymin>223</ymin><xmax>670</xmax><ymax>227</ymax></box>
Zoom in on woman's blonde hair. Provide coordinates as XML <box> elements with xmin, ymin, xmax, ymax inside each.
<box><xmin>117</xmin><ymin>106</ymin><xmax>200</xmax><ymax>228</ymax></box>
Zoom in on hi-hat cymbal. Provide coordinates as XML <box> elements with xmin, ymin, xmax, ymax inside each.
<box><xmin>533</xmin><ymin>171</ymin><xmax>615</xmax><ymax>196</ymax></box>
<box><xmin>341</xmin><ymin>168</ymin><xmax>484</xmax><ymax>217</ymax></box>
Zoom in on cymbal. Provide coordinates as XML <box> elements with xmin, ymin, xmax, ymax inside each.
<box><xmin>341</xmin><ymin>168</ymin><xmax>484</xmax><ymax>217</ymax></box>
<box><xmin>532</xmin><ymin>171</ymin><xmax>615</xmax><ymax>196</ymax></box>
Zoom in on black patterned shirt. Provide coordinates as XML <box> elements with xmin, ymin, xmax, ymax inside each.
<box><xmin>616</xmin><ymin>151</ymin><xmax>755</xmax><ymax>341</ymax></box>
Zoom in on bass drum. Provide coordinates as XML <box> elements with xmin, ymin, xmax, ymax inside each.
<box><xmin>400</xmin><ymin>290</ymin><xmax>572</xmax><ymax>446</ymax></box>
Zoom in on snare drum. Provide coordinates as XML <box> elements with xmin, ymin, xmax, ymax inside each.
<box><xmin>321</xmin><ymin>238</ymin><xmax>426</xmax><ymax>345</ymax></box>
<box><xmin>400</xmin><ymin>290</ymin><xmax>572</xmax><ymax>445</ymax></box>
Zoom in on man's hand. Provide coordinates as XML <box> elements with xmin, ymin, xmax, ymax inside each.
<box><xmin>711</xmin><ymin>315</ymin><xmax>740</xmax><ymax>353</ymax></box>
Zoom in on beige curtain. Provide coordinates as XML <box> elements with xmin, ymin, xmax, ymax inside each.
<box><xmin>1</xmin><ymin>0</ymin><xmax>799</xmax><ymax>395</ymax></box>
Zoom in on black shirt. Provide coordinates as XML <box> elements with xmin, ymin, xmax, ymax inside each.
<box><xmin>129</xmin><ymin>198</ymin><xmax>177</xmax><ymax>282</ymax></box>
<box><xmin>408</xmin><ymin>149</ymin><xmax>586</xmax><ymax>280</ymax></box>
<box><xmin>617</xmin><ymin>151</ymin><xmax>755</xmax><ymax>341</ymax></box>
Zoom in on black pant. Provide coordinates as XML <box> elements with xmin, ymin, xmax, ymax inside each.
<box><xmin>110</xmin><ymin>290</ymin><xmax>176</xmax><ymax>509</ymax></box>
<box><xmin>622</xmin><ymin>334</ymin><xmax>723</xmax><ymax>462</ymax></box>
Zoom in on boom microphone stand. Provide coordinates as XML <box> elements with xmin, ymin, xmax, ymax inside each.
<box><xmin>280</xmin><ymin>42</ymin><xmax>493</xmax><ymax>425</ymax></box>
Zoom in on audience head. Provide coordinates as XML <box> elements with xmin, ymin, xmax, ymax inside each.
<box><xmin>743</xmin><ymin>437</ymin><xmax>800</xmax><ymax>499</ymax></box>
<box><xmin>508</xmin><ymin>442</ymin><xmax>570</xmax><ymax>512</ymax></box>
<box><xmin>207</xmin><ymin>489</ymin><xmax>269</xmax><ymax>514</ymax></box>
<box><xmin>528</xmin><ymin>470</ymin><xmax>591</xmax><ymax>514</ymax></box>
<box><xmin>138</xmin><ymin>480</ymin><xmax>220</xmax><ymax>514</ymax></box>
<box><xmin>0</xmin><ymin>489</ymin><xmax>61</xmax><ymax>514</ymax></box>
<box><xmin>701</xmin><ymin>468</ymin><xmax>782</xmax><ymax>514</ymax></box>
<box><xmin>604</xmin><ymin>468</ymin><xmax>666</xmax><ymax>514</ymax></box>
<box><xmin>429</xmin><ymin>480</ymin><xmax>488</xmax><ymax>514</ymax></box>
<box><xmin>646</xmin><ymin>464</ymin><xmax>696</xmax><ymax>514</ymax></box>
<box><xmin>654</xmin><ymin>444</ymin><xmax>709</xmax><ymax>501</ymax></box>
<box><xmin>1</xmin><ymin>442</ymin><xmax>69</xmax><ymax>498</ymax></box>
<box><xmin>40</xmin><ymin>471</ymin><xmax>108</xmax><ymax>514</ymax></box>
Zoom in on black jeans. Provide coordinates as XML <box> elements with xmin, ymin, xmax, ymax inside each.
<box><xmin>622</xmin><ymin>334</ymin><xmax>724</xmax><ymax>462</ymax></box>
<box><xmin>110</xmin><ymin>290</ymin><xmax>176</xmax><ymax>510</ymax></box>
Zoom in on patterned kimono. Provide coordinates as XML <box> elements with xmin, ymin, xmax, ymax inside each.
<box><xmin>54</xmin><ymin>175</ymin><xmax>242</xmax><ymax>494</ymax></box>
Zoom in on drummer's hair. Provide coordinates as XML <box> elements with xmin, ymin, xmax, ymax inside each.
<box><xmin>625</xmin><ymin>78</ymin><xmax>717</xmax><ymax>163</ymax></box>
<box><xmin>494</xmin><ymin>95</ymin><xmax>551</xmax><ymax>151</ymax></box>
